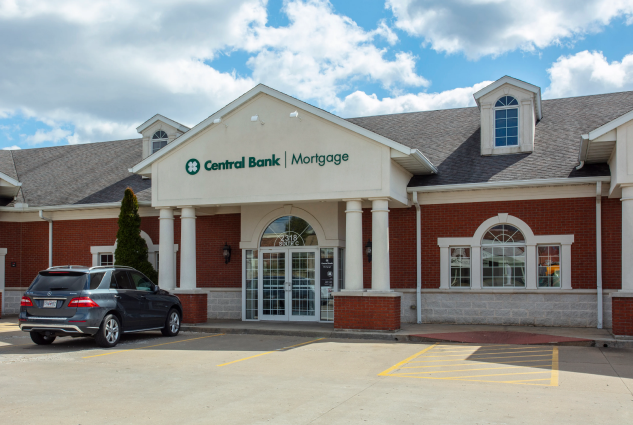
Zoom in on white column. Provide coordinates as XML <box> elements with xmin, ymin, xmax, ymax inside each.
<box><xmin>158</xmin><ymin>208</ymin><xmax>175</xmax><ymax>290</ymax></box>
<box><xmin>621</xmin><ymin>185</ymin><xmax>633</xmax><ymax>292</ymax></box>
<box><xmin>343</xmin><ymin>199</ymin><xmax>363</xmax><ymax>291</ymax></box>
<box><xmin>179</xmin><ymin>207</ymin><xmax>197</xmax><ymax>290</ymax></box>
<box><xmin>370</xmin><ymin>198</ymin><xmax>390</xmax><ymax>292</ymax></box>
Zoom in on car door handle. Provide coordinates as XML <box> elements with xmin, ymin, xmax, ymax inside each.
<box><xmin>114</xmin><ymin>295</ymin><xmax>120</xmax><ymax>299</ymax></box>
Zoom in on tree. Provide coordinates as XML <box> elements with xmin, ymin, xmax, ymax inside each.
<box><xmin>114</xmin><ymin>188</ymin><xmax>158</xmax><ymax>283</ymax></box>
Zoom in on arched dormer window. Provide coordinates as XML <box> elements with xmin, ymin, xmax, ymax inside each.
<box><xmin>152</xmin><ymin>130</ymin><xmax>169</xmax><ymax>154</ymax></box>
<box><xmin>482</xmin><ymin>224</ymin><xmax>526</xmax><ymax>287</ymax></box>
<box><xmin>494</xmin><ymin>96</ymin><xmax>519</xmax><ymax>147</ymax></box>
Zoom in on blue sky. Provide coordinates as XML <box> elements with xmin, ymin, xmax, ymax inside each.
<box><xmin>1</xmin><ymin>0</ymin><xmax>633</xmax><ymax>150</ymax></box>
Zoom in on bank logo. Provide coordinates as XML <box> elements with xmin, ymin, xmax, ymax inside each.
<box><xmin>186</xmin><ymin>159</ymin><xmax>200</xmax><ymax>175</ymax></box>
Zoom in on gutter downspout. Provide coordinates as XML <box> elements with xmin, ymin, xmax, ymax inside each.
<box><xmin>412</xmin><ymin>192</ymin><xmax>422</xmax><ymax>324</ymax></box>
<box><xmin>39</xmin><ymin>210</ymin><xmax>53</xmax><ymax>268</ymax></box>
<box><xmin>596</xmin><ymin>182</ymin><xmax>603</xmax><ymax>329</ymax></box>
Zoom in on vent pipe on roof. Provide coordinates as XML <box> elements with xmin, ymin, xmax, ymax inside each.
<box><xmin>39</xmin><ymin>210</ymin><xmax>53</xmax><ymax>268</ymax></box>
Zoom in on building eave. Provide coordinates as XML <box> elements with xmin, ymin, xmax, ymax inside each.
<box><xmin>407</xmin><ymin>176</ymin><xmax>610</xmax><ymax>193</ymax></box>
<box><xmin>0</xmin><ymin>201</ymin><xmax>152</xmax><ymax>213</ymax></box>
<box><xmin>136</xmin><ymin>114</ymin><xmax>191</xmax><ymax>134</ymax></box>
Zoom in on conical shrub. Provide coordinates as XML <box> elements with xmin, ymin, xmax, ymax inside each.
<box><xmin>114</xmin><ymin>188</ymin><xmax>158</xmax><ymax>283</ymax></box>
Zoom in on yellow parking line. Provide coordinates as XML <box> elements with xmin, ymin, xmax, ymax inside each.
<box><xmin>83</xmin><ymin>334</ymin><xmax>224</xmax><ymax>359</ymax></box>
<box><xmin>550</xmin><ymin>347</ymin><xmax>559</xmax><ymax>386</ymax></box>
<box><xmin>391</xmin><ymin>370</ymin><xmax>550</xmax><ymax>380</ymax></box>
<box><xmin>378</xmin><ymin>343</ymin><xmax>438</xmax><ymax>376</ymax></box>
<box><xmin>415</xmin><ymin>348</ymin><xmax>552</xmax><ymax>358</ymax></box>
<box><xmin>411</xmin><ymin>353</ymin><xmax>554</xmax><ymax>363</ymax></box>
<box><xmin>432</xmin><ymin>346</ymin><xmax>549</xmax><ymax>354</ymax></box>
<box><xmin>216</xmin><ymin>338</ymin><xmax>325</xmax><ymax>367</ymax></box>
<box><xmin>402</xmin><ymin>359</ymin><xmax>553</xmax><ymax>368</ymax></box>
<box><xmin>395</xmin><ymin>364</ymin><xmax>552</xmax><ymax>375</ymax></box>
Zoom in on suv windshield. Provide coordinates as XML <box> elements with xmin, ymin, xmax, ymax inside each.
<box><xmin>30</xmin><ymin>271</ymin><xmax>88</xmax><ymax>292</ymax></box>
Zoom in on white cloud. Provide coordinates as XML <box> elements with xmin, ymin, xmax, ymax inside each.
<box><xmin>0</xmin><ymin>0</ymin><xmax>433</xmax><ymax>145</ymax></box>
<box><xmin>387</xmin><ymin>0</ymin><xmax>633</xmax><ymax>59</ymax></box>
<box><xmin>1</xmin><ymin>145</ymin><xmax>21</xmax><ymax>150</ymax></box>
<box><xmin>544</xmin><ymin>50</ymin><xmax>633</xmax><ymax>98</ymax></box>
<box><xmin>25</xmin><ymin>128</ymin><xmax>71</xmax><ymax>145</ymax></box>
<box><xmin>338</xmin><ymin>81</ymin><xmax>492</xmax><ymax>117</ymax></box>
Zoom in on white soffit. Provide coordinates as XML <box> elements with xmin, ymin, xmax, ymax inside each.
<box><xmin>0</xmin><ymin>171</ymin><xmax>21</xmax><ymax>198</ymax></box>
<box><xmin>473</xmin><ymin>75</ymin><xmax>542</xmax><ymax>120</ymax></box>
<box><xmin>391</xmin><ymin>149</ymin><xmax>437</xmax><ymax>175</ymax></box>
<box><xmin>579</xmin><ymin>109</ymin><xmax>633</xmax><ymax>163</ymax></box>
<box><xmin>131</xmin><ymin>84</ymin><xmax>436</xmax><ymax>174</ymax></box>
<box><xmin>136</xmin><ymin>114</ymin><xmax>191</xmax><ymax>134</ymax></box>
<box><xmin>407</xmin><ymin>176</ymin><xmax>611</xmax><ymax>193</ymax></box>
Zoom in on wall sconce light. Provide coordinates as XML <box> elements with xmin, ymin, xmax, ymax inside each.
<box><xmin>289</xmin><ymin>111</ymin><xmax>302</xmax><ymax>121</ymax></box>
<box><xmin>213</xmin><ymin>118</ymin><xmax>221</xmax><ymax>124</ymax></box>
<box><xmin>365</xmin><ymin>239</ymin><xmax>372</xmax><ymax>263</ymax></box>
<box><xmin>251</xmin><ymin>115</ymin><xmax>264</xmax><ymax>125</ymax></box>
<box><xmin>223</xmin><ymin>242</ymin><xmax>232</xmax><ymax>264</ymax></box>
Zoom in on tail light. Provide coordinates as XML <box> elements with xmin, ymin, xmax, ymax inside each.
<box><xmin>20</xmin><ymin>296</ymin><xmax>33</xmax><ymax>307</ymax></box>
<box><xmin>68</xmin><ymin>297</ymin><xmax>100</xmax><ymax>308</ymax></box>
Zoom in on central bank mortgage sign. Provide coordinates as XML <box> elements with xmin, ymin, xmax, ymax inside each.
<box><xmin>186</xmin><ymin>152</ymin><xmax>350</xmax><ymax>175</ymax></box>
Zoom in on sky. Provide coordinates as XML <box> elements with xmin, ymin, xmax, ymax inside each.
<box><xmin>1</xmin><ymin>0</ymin><xmax>633</xmax><ymax>150</ymax></box>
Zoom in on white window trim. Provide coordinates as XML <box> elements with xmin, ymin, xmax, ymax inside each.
<box><xmin>493</xmin><ymin>96</ymin><xmax>520</xmax><ymax>150</ymax></box>
<box><xmin>438</xmin><ymin>213</ymin><xmax>573</xmax><ymax>290</ymax></box>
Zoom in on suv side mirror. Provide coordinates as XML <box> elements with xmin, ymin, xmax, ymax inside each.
<box><xmin>153</xmin><ymin>284</ymin><xmax>160</xmax><ymax>293</ymax></box>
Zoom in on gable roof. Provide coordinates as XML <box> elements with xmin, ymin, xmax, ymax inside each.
<box><xmin>347</xmin><ymin>90</ymin><xmax>633</xmax><ymax>188</ymax></box>
<box><xmin>473</xmin><ymin>75</ymin><xmax>543</xmax><ymax>120</ymax></box>
<box><xmin>6</xmin><ymin>139</ymin><xmax>150</xmax><ymax>208</ymax></box>
<box><xmin>130</xmin><ymin>84</ymin><xmax>437</xmax><ymax>175</ymax></box>
<box><xmin>136</xmin><ymin>114</ymin><xmax>191</xmax><ymax>134</ymax></box>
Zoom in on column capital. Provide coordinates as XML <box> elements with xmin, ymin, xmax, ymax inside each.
<box><xmin>342</xmin><ymin>198</ymin><xmax>362</xmax><ymax>202</ymax></box>
<box><xmin>180</xmin><ymin>207</ymin><xmax>197</xmax><ymax>219</ymax></box>
<box><xmin>367</xmin><ymin>197</ymin><xmax>390</xmax><ymax>202</ymax></box>
<box><xmin>159</xmin><ymin>208</ymin><xmax>175</xmax><ymax>220</ymax></box>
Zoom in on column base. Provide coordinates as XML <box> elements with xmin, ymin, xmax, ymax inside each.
<box><xmin>333</xmin><ymin>291</ymin><xmax>401</xmax><ymax>331</ymax></box>
<box><xmin>612</xmin><ymin>293</ymin><xmax>633</xmax><ymax>336</ymax></box>
<box><xmin>173</xmin><ymin>290</ymin><xmax>207</xmax><ymax>324</ymax></box>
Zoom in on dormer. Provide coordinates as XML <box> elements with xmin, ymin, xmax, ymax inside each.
<box><xmin>473</xmin><ymin>76</ymin><xmax>542</xmax><ymax>156</ymax></box>
<box><xmin>136</xmin><ymin>114</ymin><xmax>190</xmax><ymax>159</ymax></box>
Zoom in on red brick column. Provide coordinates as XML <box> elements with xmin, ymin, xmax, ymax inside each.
<box><xmin>612</xmin><ymin>296</ymin><xmax>633</xmax><ymax>336</ymax></box>
<box><xmin>175</xmin><ymin>292</ymin><xmax>208</xmax><ymax>324</ymax></box>
<box><xmin>333</xmin><ymin>292</ymin><xmax>401</xmax><ymax>331</ymax></box>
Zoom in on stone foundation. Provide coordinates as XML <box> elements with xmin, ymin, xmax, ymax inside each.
<box><xmin>207</xmin><ymin>290</ymin><xmax>241</xmax><ymax>319</ymax></box>
<box><xmin>2</xmin><ymin>290</ymin><xmax>23</xmax><ymax>315</ymax></box>
<box><xmin>334</xmin><ymin>292</ymin><xmax>401</xmax><ymax>331</ymax></box>
<box><xmin>399</xmin><ymin>290</ymin><xmax>613</xmax><ymax>328</ymax></box>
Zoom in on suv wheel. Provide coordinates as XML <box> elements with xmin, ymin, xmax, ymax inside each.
<box><xmin>30</xmin><ymin>331</ymin><xmax>56</xmax><ymax>345</ymax></box>
<box><xmin>161</xmin><ymin>309</ymin><xmax>181</xmax><ymax>337</ymax></box>
<box><xmin>95</xmin><ymin>314</ymin><xmax>121</xmax><ymax>348</ymax></box>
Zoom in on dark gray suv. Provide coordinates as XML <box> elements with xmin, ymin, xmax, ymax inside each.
<box><xmin>19</xmin><ymin>265</ymin><xmax>183</xmax><ymax>348</ymax></box>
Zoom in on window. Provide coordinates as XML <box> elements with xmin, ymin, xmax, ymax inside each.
<box><xmin>110</xmin><ymin>270</ymin><xmax>133</xmax><ymax>290</ymax></box>
<box><xmin>320</xmin><ymin>248</ymin><xmax>334</xmax><ymax>321</ymax></box>
<box><xmin>152</xmin><ymin>130</ymin><xmax>168</xmax><ymax>154</ymax></box>
<box><xmin>538</xmin><ymin>245</ymin><xmax>561</xmax><ymax>288</ymax></box>
<box><xmin>450</xmin><ymin>248</ymin><xmax>470</xmax><ymax>287</ymax></box>
<box><xmin>494</xmin><ymin>96</ymin><xmax>519</xmax><ymax>147</ymax></box>
<box><xmin>89</xmin><ymin>272</ymin><xmax>106</xmax><ymax>290</ymax></box>
<box><xmin>482</xmin><ymin>224</ymin><xmax>526</xmax><ymax>287</ymax></box>
<box><xmin>260</xmin><ymin>216</ymin><xmax>318</xmax><ymax>247</ymax></box>
<box><xmin>245</xmin><ymin>250</ymin><xmax>258</xmax><ymax>320</ymax></box>
<box><xmin>99</xmin><ymin>253</ymin><xmax>113</xmax><ymax>266</ymax></box>
<box><xmin>129</xmin><ymin>271</ymin><xmax>154</xmax><ymax>291</ymax></box>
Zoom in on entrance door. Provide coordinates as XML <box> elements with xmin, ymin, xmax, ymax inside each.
<box><xmin>259</xmin><ymin>248</ymin><xmax>319</xmax><ymax>321</ymax></box>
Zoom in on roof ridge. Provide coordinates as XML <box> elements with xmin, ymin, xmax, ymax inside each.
<box><xmin>11</xmin><ymin>138</ymin><xmax>142</xmax><ymax>153</ymax></box>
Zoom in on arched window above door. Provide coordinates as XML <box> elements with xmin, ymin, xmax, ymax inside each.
<box><xmin>260</xmin><ymin>216</ymin><xmax>318</xmax><ymax>247</ymax></box>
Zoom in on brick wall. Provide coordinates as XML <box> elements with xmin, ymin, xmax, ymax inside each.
<box><xmin>196</xmin><ymin>214</ymin><xmax>241</xmax><ymax>288</ymax></box>
<box><xmin>334</xmin><ymin>295</ymin><xmax>401</xmax><ymax>331</ymax></box>
<box><xmin>177</xmin><ymin>293</ymin><xmax>208</xmax><ymax>324</ymax></box>
<box><xmin>612</xmin><ymin>297</ymin><xmax>633</xmax><ymax>336</ymax></box>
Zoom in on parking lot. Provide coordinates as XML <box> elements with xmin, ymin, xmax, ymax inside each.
<box><xmin>0</xmin><ymin>318</ymin><xmax>631</xmax><ymax>424</ymax></box>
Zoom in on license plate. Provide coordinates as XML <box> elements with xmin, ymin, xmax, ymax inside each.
<box><xmin>43</xmin><ymin>300</ymin><xmax>57</xmax><ymax>308</ymax></box>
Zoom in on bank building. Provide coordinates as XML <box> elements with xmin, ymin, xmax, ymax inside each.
<box><xmin>1</xmin><ymin>76</ymin><xmax>633</xmax><ymax>336</ymax></box>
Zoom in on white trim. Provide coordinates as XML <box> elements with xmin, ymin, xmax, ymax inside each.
<box><xmin>0</xmin><ymin>171</ymin><xmax>21</xmax><ymax>187</ymax></box>
<box><xmin>408</xmin><ymin>176</ymin><xmax>611</xmax><ymax>193</ymax></box>
<box><xmin>473</xmin><ymin>76</ymin><xmax>542</xmax><ymax>120</ymax></box>
<box><xmin>438</xmin><ymin>214</ymin><xmax>573</xmax><ymax>290</ymax></box>
<box><xmin>0</xmin><ymin>201</ymin><xmax>151</xmax><ymax>213</ymax></box>
<box><xmin>131</xmin><ymin>84</ymin><xmax>433</xmax><ymax>174</ymax></box>
<box><xmin>584</xmin><ymin>109</ymin><xmax>633</xmax><ymax>141</ymax></box>
<box><xmin>136</xmin><ymin>114</ymin><xmax>190</xmax><ymax>134</ymax></box>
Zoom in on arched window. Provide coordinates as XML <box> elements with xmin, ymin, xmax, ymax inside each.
<box><xmin>260</xmin><ymin>216</ymin><xmax>318</xmax><ymax>247</ymax></box>
<box><xmin>152</xmin><ymin>130</ymin><xmax>169</xmax><ymax>154</ymax></box>
<box><xmin>481</xmin><ymin>224</ymin><xmax>526</xmax><ymax>287</ymax></box>
<box><xmin>494</xmin><ymin>95</ymin><xmax>519</xmax><ymax>147</ymax></box>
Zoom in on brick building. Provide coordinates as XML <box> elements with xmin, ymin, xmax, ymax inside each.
<box><xmin>1</xmin><ymin>76</ymin><xmax>633</xmax><ymax>335</ymax></box>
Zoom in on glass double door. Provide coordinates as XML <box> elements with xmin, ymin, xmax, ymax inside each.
<box><xmin>259</xmin><ymin>248</ymin><xmax>319</xmax><ymax>321</ymax></box>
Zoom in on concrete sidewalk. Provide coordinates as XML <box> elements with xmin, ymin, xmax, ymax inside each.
<box><xmin>181</xmin><ymin>319</ymin><xmax>633</xmax><ymax>348</ymax></box>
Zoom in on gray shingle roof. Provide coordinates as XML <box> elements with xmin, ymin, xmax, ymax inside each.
<box><xmin>347</xmin><ymin>91</ymin><xmax>633</xmax><ymax>187</ymax></box>
<box><xmin>10</xmin><ymin>139</ymin><xmax>149</xmax><ymax>207</ymax></box>
<box><xmin>0</xmin><ymin>150</ymin><xmax>19</xmax><ymax>181</ymax></box>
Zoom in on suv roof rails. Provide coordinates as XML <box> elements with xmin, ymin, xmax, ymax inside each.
<box><xmin>88</xmin><ymin>265</ymin><xmax>136</xmax><ymax>270</ymax></box>
<box><xmin>47</xmin><ymin>265</ymin><xmax>90</xmax><ymax>270</ymax></box>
